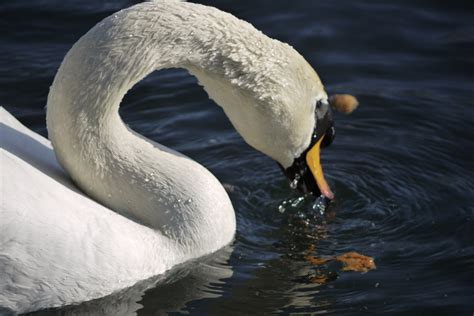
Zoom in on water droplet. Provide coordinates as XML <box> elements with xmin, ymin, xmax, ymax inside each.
<box><xmin>291</xmin><ymin>196</ymin><xmax>305</xmax><ymax>208</ymax></box>
<box><xmin>289</xmin><ymin>174</ymin><xmax>301</xmax><ymax>189</ymax></box>
<box><xmin>278</xmin><ymin>204</ymin><xmax>286</xmax><ymax>213</ymax></box>
<box><xmin>185</xmin><ymin>198</ymin><xmax>192</xmax><ymax>204</ymax></box>
<box><xmin>144</xmin><ymin>178</ymin><xmax>150</xmax><ymax>182</ymax></box>
<box><xmin>290</xmin><ymin>178</ymin><xmax>299</xmax><ymax>189</ymax></box>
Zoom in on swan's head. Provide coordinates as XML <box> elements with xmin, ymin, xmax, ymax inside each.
<box><xmin>190</xmin><ymin>36</ymin><xmax>335</xmax><ymax>199</ymax></box>
<box><xmin>265</xmin><ymin>59</ymin><xmax>336</xmax><ymax>200</ymax></box>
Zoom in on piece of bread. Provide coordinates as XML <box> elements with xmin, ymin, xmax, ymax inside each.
<box><xmin>329</xmin><ymin>94</ymin><xmax>359</xmax><ymax>114</ymax></box>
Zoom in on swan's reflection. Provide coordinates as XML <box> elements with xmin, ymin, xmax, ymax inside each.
<box><xmin>28</xmin><ymin>246</ymin><xmax>233</xmax><ymax>316</ymax></box>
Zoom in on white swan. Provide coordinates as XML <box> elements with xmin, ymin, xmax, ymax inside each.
<box><xmin>0</xmin><ymin>1</ymin><xmax>335</xmax><ymax>313</ymax></box>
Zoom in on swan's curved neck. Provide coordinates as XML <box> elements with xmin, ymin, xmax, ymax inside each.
<box><xmin>46</xmin><ymin>2</ymin><xmax>318</xmax><ymax>247</ymax></box>
<box><xmin>46</xmin><ymin>2</ymin><xmax>258</xmax><ymax>250</ymax></box>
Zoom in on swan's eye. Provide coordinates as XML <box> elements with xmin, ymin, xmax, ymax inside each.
<box><xmin>316</xmin><ymin>100</ymin><xmax>323</xmax><ymax>109</ymax></box>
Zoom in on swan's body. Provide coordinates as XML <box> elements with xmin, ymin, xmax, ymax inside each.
<box><xmin>0</xmin><ymin>1</ymin><xmax>327</xmax><ymax>313</ymax></box>
<box><xmin>1</xmin><ymin>108</ymin><xmax>184</xmax><ymax>313</ymax></box>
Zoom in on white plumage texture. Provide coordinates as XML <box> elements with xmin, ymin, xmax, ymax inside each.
<box><xmin>0</xmin><ymin>1</ymin><xmax>326</xmax><ymax>313</ymax></box>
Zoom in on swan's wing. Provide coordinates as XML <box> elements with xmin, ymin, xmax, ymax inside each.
<box><xmin>0</xmin><ymin>108</ymin><xmax>176</xmax><ymax>313</ymax></box>
<box><xmin>0</xmin><ymin>107</ymin><xmax>78</xmax><ymax>191</ymax></box>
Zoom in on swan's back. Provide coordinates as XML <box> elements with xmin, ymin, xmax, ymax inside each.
<box><xmin>0</xmin><ymin>108</ymin><xmax>180</xmax><ymax>313</ymax></box>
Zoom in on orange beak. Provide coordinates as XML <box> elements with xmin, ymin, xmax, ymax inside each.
<box><xmin>306</xmin><ymin>135</ymin><xmax>334</xmax><ymax>199</ymax></box>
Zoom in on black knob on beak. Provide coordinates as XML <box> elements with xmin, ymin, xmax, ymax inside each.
<box><xmin>321</xmin><ymin>124</ymin><xmax>335</xmax><ymax>149</ymax></box>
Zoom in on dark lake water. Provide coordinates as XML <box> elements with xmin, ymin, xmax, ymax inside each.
<box><xmin>1</xmin><ymin>0</ymin><xmax>473</xmax><ymax>315</ymax></box>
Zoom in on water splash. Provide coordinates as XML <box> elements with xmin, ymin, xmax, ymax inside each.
<box><xmin>291</xmin><ymin>196</ymin><xmax>305</xmax><ymax>208</ymax></box>
<box><xmin>277</xmin><ymin>194</ymin><xmax>330</xmax><ymax>217</ymax></box>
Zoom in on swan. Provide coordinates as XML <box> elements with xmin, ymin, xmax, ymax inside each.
<box><xmin>0</xmin><ymin>1</ymin><xmax>336</xmax><ymax>313</ymax></box>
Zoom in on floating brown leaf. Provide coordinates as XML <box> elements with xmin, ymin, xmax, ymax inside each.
<box><xmin>335</xmin><ymin>251</ymin><xmax>376</xmax><ymax>273</ymax></box>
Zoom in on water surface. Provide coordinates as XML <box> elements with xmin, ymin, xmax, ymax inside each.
<box><xmin>1</xmin><ymin>0</ymin><xmax>473</xmax><ymax>315</ymax></box>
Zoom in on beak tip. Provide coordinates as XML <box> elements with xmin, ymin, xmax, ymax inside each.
<box><xmin>322</xmin><ymin>188</ymin><xmax>334</xmax><ymax>200</ymax></box>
